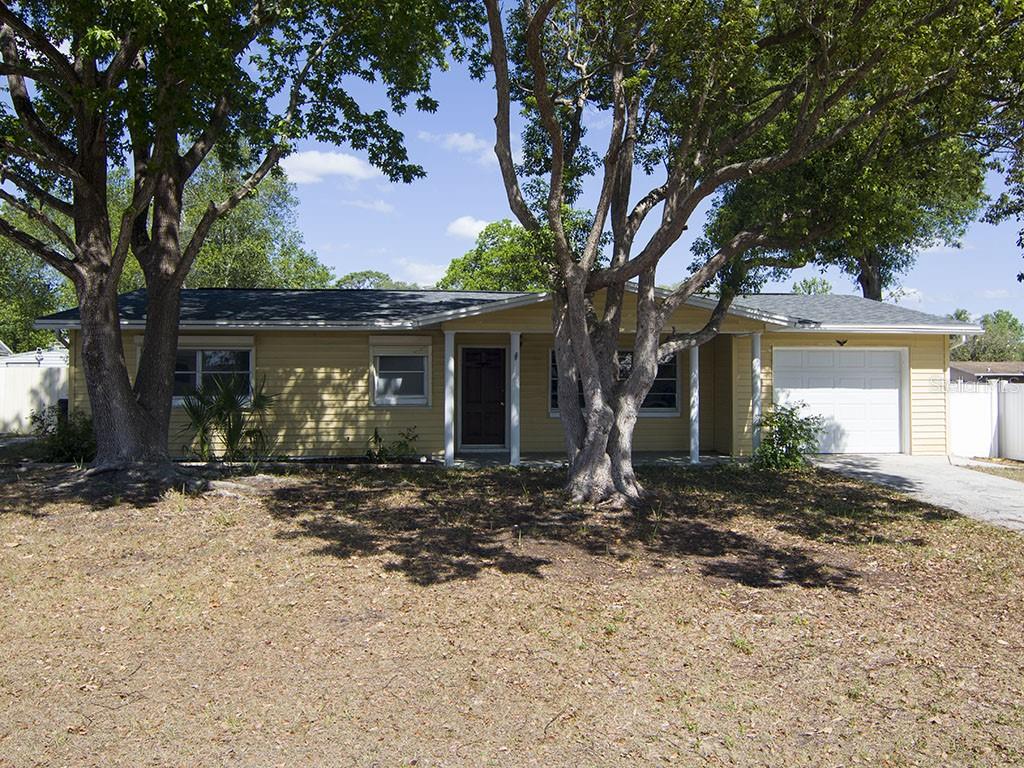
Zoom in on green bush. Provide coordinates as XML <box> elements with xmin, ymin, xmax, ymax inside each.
<box><xmin>752</xmin><ymin>403</ymin><xmax>824</xmax><ymax>471</ymax></box>
<box><xmin>366</xmin><ymin>426</ymin><xmax>420</xmax><ymax>462</ymax></box>
<box><xmin>180</xmin><ymin>376</ymin><xmax>276</xmax><ymax>461</ymax></box>
<box><xmin>29</xmin><ymin>405</ymin><xmax>97</xmax><ymax>463</ymax></box>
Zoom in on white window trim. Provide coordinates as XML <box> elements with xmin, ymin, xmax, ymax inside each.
<box><xmin>369</xmin><ymin>336</ymin><xmax>432</xmax><ymax>408</ymax></box>
<box><xmin>547</xmin><ymin>348</ymin><xmax>682</xmax><ymax>418</ymax></box>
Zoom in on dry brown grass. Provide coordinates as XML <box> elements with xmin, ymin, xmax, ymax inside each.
<box><xmin>968</xmin><ymin>458</ymin><xmax>1024</xmax><ymax>485</ymax></box>
<box><xmin>1</xmin><ymin>463</ymin><xmax>1022</xmax><ymax>767</ymax></box>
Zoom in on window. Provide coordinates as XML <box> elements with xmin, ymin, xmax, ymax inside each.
<box><xmin>173</xmin><ymin>348</ymin><xmax>252</xmax><ymax>398</ymax></box>
<box><xmin>371</xmin><ymin>343</ymin><xmax>430</xmax><ymax>406</ymax></box>
<box><xmin>550</xmin><ymin>349</ymin><xmax>679</xmax><ymax>413</ymax></box>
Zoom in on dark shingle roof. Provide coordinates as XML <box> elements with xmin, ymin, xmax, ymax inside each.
<box><xmin>730</xmin><ymin>293</ymin><xmax>977</xmax><ymax>329</ymax></box>
<box><xmin>38</xmin><ymin>288</ymin><xmax>533</xmax><ymax>328</ymax></box>
<box><xmin>37</xmin><ymin>287</ymin><xmax>978</xmax><ymax>332</ymax></box>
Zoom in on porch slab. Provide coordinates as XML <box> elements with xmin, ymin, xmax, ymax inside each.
<box><xmin>454</xmin><ymin>452</ymin><xmax>731</xmax><ymax>469</ymax></box>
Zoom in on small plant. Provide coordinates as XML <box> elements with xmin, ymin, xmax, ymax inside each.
<box><xmin>180</xmin><ymin>376</ymin><xmax>276</xmax><ymax>461</ymax></box>
<box><xmin>730</xmin><ymin>634</ymin><xmax>754</xmax><ymax>655</ymax></box>
<box><xmin>752</xmin><ymin>403</ymin><xmax>824</xmax><ymax>471</ymax></box>
<box><xmin>29</xmin><ymin>405</ymin><xmax>96</xmax><ymax>463</ymax></box>
<box><xmin>366</xmin><ymin>426</ymin><xmax>420</xmax><ymax>462</ymax></box>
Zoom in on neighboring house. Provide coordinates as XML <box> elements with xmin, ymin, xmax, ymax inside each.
<box><xmin>0</xmin><ymin>344</ymin><xmax>69</xmax><ymax>433</ymax></box>
<box><xmin>950</xmin><ymin>361</ymin><xmax>1024</xmax><ymax>384</ymax></box>
<box><xmin>37</xmin><ymin>289</ymin><xmax>979</xmax><ymax>461</ymax></box>
<box><xmin>0</xmin><ymin>346</ymin><xmax>69</xmax><ymax>367</ymax></box>
<box><xmin>0</xmin><ymin>340</ymin><xmax>12</xmax><ymax>357</ymax></box>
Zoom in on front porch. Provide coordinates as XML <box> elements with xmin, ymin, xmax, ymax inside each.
<box><xmin>440</xmin><ymin>329</ymin><xmax>765</xmax><ymax>467</ymax></box>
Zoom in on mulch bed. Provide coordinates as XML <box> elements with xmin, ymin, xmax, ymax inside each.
<box><xmin>1</xmin><ymin>463</ymin><xmax>1022</xmax><ymax>767</ymax></box>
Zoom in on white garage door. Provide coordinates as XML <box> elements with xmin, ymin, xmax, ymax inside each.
<box><xmin>773</xmin><ymin>349</ymin><xmax>903</xmax><ymax>454</ymax></box>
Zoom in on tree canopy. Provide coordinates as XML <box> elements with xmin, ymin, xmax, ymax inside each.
<box><xmin>702</xmin><ymin>132</ymin><xmax>986</xmax><ymax>300</ymax></box>
<box><xmin>792</xmin><ymin>277</ymin><xmax>832</xmax><ymax>295</ymax></box>
<box><xmin>952</xmin><ymin>309</ymin><xmax>1024</xmax><ymax>361</ymax></box>
<box><xmin>437</xmin><ymin>220</ymin><xmax>551</xmax><ymax>291</ymax></box>
<box><xmin>335</xmin><ymin>270</ymin><xmax>418</xmax><ymax>289</ymax></box>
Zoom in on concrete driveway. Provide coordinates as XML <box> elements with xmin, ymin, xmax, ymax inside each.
<box><xmin>813</xmin><ymin>454</ymin><xmax>1024</xmax><ymax>533</ymax></box>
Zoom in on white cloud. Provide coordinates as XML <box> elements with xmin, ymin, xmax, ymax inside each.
<box><xmin>396</xmin><ymin>258</ymin><xmax>447</xmax><ymax>286</ymax></box>
<box><xmin>280</xmin><ymin>150</ymin><xmax>379</xmax><ymax>184</ymax></box>
<box><xmin>982</xmin><ymin>288</ymin><xmax>1011</xmax><ymax>299</ymax></box>
<box><xmin>419</xmin><ymin>130</ymin><xmax>495</xmax><ymax>165</ymax></box>
<box><xmin>446</xmin><ymin>215</ymin><xmax>489</xmax><ymax>240</ymax></box>
<box><xmin>340</xmin><ymin>199</ymin><xmax>395</xmax><ymax>214</ymax></box>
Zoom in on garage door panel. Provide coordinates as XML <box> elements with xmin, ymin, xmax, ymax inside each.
<box><xmin>803</xmin><ymin>350</ymin><xmax>836</xmax><ymax>367</ymax></box>
<box><xmin>773</xmin><ymin>348</ymin><xmax>902</xmax><ymax>454</ymax></box>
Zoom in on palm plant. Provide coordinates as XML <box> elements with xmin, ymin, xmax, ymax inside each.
<box><xmin>181</xmin><ymin>376</ymin><xmax>276</xmax><ymax>461</ymax></box>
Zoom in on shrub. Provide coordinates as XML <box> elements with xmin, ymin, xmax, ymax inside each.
<box><xmin>29</xmin><ymin>405</ymin><xmax>96</xmax><ymax>463</ymax></box>
<box><xmin>180</xmin><ymin>376</ymin><xmax>276</xmax><ymax>461</ymax></box>
<box><xmin>366</xmin><ymin>426</ymin><xmax>420</xmax><ymax>462</ymax></box>
<box><xmin>752</xmin><ymin>403</ymin><xmax>824</xmax><ymax>471</ymax></box>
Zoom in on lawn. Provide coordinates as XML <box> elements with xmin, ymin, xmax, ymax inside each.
<box><xmin>1</xmin><ymin>463</ymin><xmax>1022</xmax><ymax>767</ymax></box>
<box><xmin>968</xmin><ymin>458</ymin><xmax>1024</xmax><ymax>485</ymax></box>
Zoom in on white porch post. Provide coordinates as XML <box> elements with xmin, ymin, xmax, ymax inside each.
<box><xmin>689</xmin><ymin>345</ymin><xmax>700</xmax><ymax>465</ymax></box>
<box><xmin>444</xmin><ymin>330</ymin><xmax>455</xmax><ymax>467</ymax></box>
<box><xmin>751</xmin><ymin>332</ymin><xmax>763</xmax><ymax>451</ymax></box>
<box><xmin>510</xmin><ymin>331</ymin><xmax>521</xmax><ymax>465</ymax></box>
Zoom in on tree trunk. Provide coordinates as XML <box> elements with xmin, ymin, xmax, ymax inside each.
<box><xmin>554</xmin><ymin>287</ymin><xmax>651</xmax><ymax>507</ymax></box>
<box><xmin>856</xmin><ymin>253</ymin><xmax>883</xmax><ymax>300</ymax></box>
<box><xmin>77</xmin><ymin>276</ymin><xmax>169</xmax><ymax>469</ymax></box>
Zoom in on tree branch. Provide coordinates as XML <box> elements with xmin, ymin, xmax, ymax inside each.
<box><xmin>483</xmin><ymin>0</ymin><xmax>540</xmax><ymax>232</ymax></box>
<box><xmin>0</xmin><ymin>3</ymin><xmax>77</xmax><ymax>83</ymax></box>
<box><xmin>0</xmin><ymin>187</ymin><xmax>78</xmax><ymax>255</ymax></box>
<box><xmin>0</xmin><ymin>25</ymin><xmax>77</xmax><ymax>166</ymax></box>
<box><xmin>0</xmin><ymin>165</ymin><xmax>73</xmax><ymax>216</ymax></box>
<box><xmin>0</xmin><ymin>215</ymin><xmax>79</xmax><ymax>282</ymax></box>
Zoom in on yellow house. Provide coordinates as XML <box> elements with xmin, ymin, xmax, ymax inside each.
<box><xmin>38</xmin><ymin>288</ymin><xmax>979</xmax><ymax>464</ymax></box>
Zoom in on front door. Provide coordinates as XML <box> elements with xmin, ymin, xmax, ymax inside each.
<box><xmin>461</xmin><ymin>347</ymin><xmax>506</xmax><ymax>446</ymax></box>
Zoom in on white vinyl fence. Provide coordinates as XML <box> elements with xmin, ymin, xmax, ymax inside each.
<box><xmin>949</xmin><ymin>380</ymin><xmax>1024</xmax><ymax>460</ymax></box>
<box><xmin>0</xmin><ymin>365</ymin><xmax>68</xmax><ymax>433</ymax></box>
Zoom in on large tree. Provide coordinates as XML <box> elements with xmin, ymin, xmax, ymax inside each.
<box><xmin>438</xmin><ymin>219</ymin><xmax>552</xmax><ymax>291</ymax></box>
<box><xmin>482</xmin><ymin>0</ymin><xmax>1016</xmax><ymax>504</ymax></box>
<box><xmin>951</xmin><ymin>309</ymin><xmax>1024</xmax><ymax>361</ymax></box>
<box><xmin>703</xmin><ymin>131</ymin><xmax>986</xmax><ymax>300</ymax></box>
<box><xmin>0</xmin><ymin>1</ymin><xmax>475</xmax><ymax>469</ymax></box>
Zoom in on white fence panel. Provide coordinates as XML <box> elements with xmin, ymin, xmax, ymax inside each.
<box><xmin>949</xmin><ymin>382</ymin><xmax>999</xmax><ymax>458</ymax></box>
<box><xmin>1000</xmin><ymin>383</ymin><xmax>1024</xmax><ymax>461</ymax></box>
<box><xmin>0</xmin><ymin>366</ymin><xmax>68</xmax><ymax>433</ymax></box>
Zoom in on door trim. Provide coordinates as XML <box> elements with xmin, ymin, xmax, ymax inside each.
<box><xmin>457</xmin><ymin>344</ymin><xmax>510</xmax><ymax>452</ymax></box>
<box><xmin>770</xmin><ymin>345</ymin><xmax>910</xmax><ymax>454</ymax></box>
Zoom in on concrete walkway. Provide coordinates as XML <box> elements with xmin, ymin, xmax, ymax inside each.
<box><xmin>813</xmin><ymin>454</ymin><xmax>1024</xmax><ymax>533</ymax></box>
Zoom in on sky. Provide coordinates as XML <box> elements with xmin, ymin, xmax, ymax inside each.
<box><xmin>280</xmin><ymin>63</ymin><xmax>1024</xmax><ymax>321</ymax></box>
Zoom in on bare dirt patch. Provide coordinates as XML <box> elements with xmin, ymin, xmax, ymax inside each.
<box><xmin>1</xmin><ymin>464</ymin><xmax>1022</xmax><ymax>767</ymax></box>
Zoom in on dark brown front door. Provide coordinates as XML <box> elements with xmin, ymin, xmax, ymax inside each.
<box><xmin>461</xmin><ymin>348</ymin><xmax>506</xmax><ymax>446</ymax></box>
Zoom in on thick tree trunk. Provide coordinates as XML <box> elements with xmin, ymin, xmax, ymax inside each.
<box><xmin>77</xmin><ymin>277</ymin><xmax>169</xmax><ymax>469</ymax></box>
<box><xmin>856</xmin><ymin>253</ymin><xmax>883</xmax><ymax>300</ymax></box>
<box><xmin>554</xmin><ymin>288</ymin><xmax>651</xmax><ymax>507</ymax></box>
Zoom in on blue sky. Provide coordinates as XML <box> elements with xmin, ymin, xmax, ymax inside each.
<box><xmin>281</xmin><ymin>63</ymin><xmax>1024</xmax><ymax>320</ymax></box>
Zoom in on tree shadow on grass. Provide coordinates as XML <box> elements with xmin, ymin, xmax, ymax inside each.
<box><xmin>0</xmin><ymin>463</ymin><xmax>225</xmax><ymax>515</ymax></box>
<box><xmin>263</xmin><ymin>464</ymin><xmax>950</xmax><ymax>590</ymax></box>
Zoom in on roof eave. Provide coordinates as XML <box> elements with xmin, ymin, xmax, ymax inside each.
<box><xmin>775</xmin><ymin>323</ymin><xmax>983</xmax><ymax>335</ymax></box>
<box><xmin>34</xmin><ymin>319</ymin><xmax>425</xmax><ymax>332</ymax></box>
